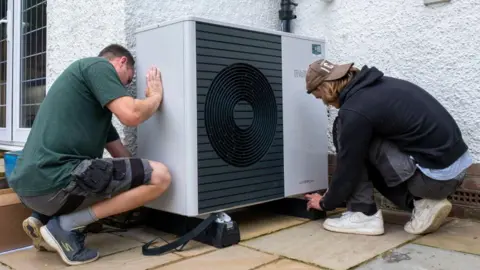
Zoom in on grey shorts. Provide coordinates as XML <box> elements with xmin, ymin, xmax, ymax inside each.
<box><xmin>19</xmin><ymin>158</ymin><xmax>153</xmax><ymax>217</ymax></box>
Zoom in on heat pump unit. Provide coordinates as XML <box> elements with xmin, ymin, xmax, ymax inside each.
<box><xmin>135</xmin><ymin>17</ymin><xmax>329</xmax><ymax>217</ymax></box>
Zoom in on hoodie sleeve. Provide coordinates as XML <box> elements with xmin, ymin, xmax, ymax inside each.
<box><xmin>320</xmin><ymin>109</ymin><xmax>373</xmax><ymax>211</ymax></box>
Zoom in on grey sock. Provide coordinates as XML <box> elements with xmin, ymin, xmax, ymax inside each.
<box><xmin>58</xmin><ymin>207</ymin><xmax>99</xmax><ymax>231</ymax></box>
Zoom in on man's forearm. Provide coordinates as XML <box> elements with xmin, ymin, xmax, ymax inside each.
<box><xmin>133</xmin><ymin>94</ymin><xmax>162</xmax><ymax>124</ymax></box>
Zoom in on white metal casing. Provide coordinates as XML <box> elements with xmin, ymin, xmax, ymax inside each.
<box><xmin>135</xmin><ymin>17</ymin><xmax>329</xmax><ymax>217</ymax></box>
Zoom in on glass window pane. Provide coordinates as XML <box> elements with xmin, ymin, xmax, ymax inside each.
<box><xmin>0</xmin><ymin>62</ymin><xmax>5</xmax><ymax>84</ymax></box>
<box><xmin>0</xmin><ymin>0</ymin><xmax>6</xmax><ymax>63</ymax></box>
<box><xmin>0</xmin><ymin>105</ymin><xmax>5</xmax><ymax>128</ymax></box>
<box><xmin>20</xmin><ymin>0</ymin><xmax>46</xmax><ymax>128</ymax></box>
<box><xmin>0</xmin><ymin>84</ymin><xmax>5</xmax><ymax>128</ymax></box>
<box><xmin>0</xmin><ymin>0</ymin><xmax>6</xmax><ymax>129</ymax></box>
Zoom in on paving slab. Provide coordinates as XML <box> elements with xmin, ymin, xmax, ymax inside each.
<box><xmin>257</xmin><ymin>259</ymin><xmax>324</xmax><ymax>269</ymax></box>
<box><xmin>327</xmin><ymin>208</ymin><xmax>346</xmax><ymax>216</ymax></box>
<box><xmin>114</xmin><ymin>208</ymin><xmax>307</xmax><ymax>256</ymax></box>
<box><xmin>113</xmin><ymin>227</ymin><xmax>216</xmax><ymax>257</ymax></box>
<box><xmin>85</xmin><ymin>232</ymin><xmax>144</xmax><ymax>256</ymax></box>
<box><xmin>381</xmin><ymin>210</ymin><xmax>412</xmax><ymax>225</ymax></box>
<box><xmin>356</xmin><ymin>243</ymin><xmax>480</xmax><ymax>270</ymax></box>
<box><xmin>414</xmin><ymin>219</ymin><xmax>480</xmax><ymax>255</ymax></box>
<box><xmin>156</xmin><ymin>245</ymin><xmax>278</xmax><ymax>270</ymax></box>
<box><xmin>242</xmin><ymin>221</ymin><xmax>417</xmax><ymax>270</ymax></box>
<box><xmin>230</xmin><ymin>209</ymin><xmax>308</xmax><ymax>241</ymax></box>
<box><xmin>0</xmin><ymin>246</ymin><xmax>72</xmax><ymax>270</ymax></box>
<box><xmin>0</xmin><ymin>233</ymin><xmax>143</xmax><ymax>270</ymax></box>
<box><xmin>64</xmin><ymin>246</ymin><xmax>182</xmax><ymax>270</ymax></box>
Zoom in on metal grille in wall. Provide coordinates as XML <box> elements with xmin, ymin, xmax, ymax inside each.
<box><xmin>21</xmin><ymin>0</ymin><xmax>46</xmax><ymax>128</ymax></box>
<box><xmin>0</xmin><ymin>0</ymin><xmax>7</xmax><ymax>128</ymax></box>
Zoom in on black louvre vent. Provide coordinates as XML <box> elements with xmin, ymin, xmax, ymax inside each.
<box><xmin>205</xmin><ymin>63</ymin><xmax>278</xmax><ymax>168</ymax></box>
<box><xmin>196</xmin><ymin>22</ymin><xmax>284</xmax><ymax>213</ymax></box>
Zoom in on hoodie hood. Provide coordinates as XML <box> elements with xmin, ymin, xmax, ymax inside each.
<box><xmin>338</xmin><ymin>66</ymin><xmax>384</xmax><ymax>106</ymax></box>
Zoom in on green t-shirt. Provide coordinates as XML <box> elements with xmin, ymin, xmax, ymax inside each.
<box><xmin>8</xmin><ymin>57</ymin><xmax>129</xmax><ymax>197</ymax></box>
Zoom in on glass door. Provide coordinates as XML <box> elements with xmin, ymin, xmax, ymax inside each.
<box><xmin>12</xmin><ymin>0</ymin><xmax>47</xmax><ymax>142</ymax></box>
<box><xmin>0</xmin><ymin>0</ymin><xmax>12</xmax><ymax>142</ymax></box>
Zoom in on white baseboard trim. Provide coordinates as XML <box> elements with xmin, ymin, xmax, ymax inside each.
<box><xmin>0</xmin><ymin>142</ymin><xmax>24</xmax><ymax>152</ymax></box>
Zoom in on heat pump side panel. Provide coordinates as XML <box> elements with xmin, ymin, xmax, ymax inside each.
<box><xmin>195</xmin><ymin>22</ymin><xmax>285</xmax><ymax>214</ymax></box>
<box><xmin>135</xmin><ymin>21</ymin><xmax>198</xmax><ymax>216</ymax></box>
<box><xmin>281</xmin><ymin>36</ymin><xmax>329</xmax><ymax>197</ymax></box>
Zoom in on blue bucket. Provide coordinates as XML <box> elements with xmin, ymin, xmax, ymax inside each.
<box><xmin>4</xmin><ymin>150</ymin><xmax>22</xmax><ymax>179</ymax></box>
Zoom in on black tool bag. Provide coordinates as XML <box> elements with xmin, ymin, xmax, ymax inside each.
<box><xmin>142</xmin><ymin>213</ymin><xmax>240</xmax><ymax>256</ymax></box>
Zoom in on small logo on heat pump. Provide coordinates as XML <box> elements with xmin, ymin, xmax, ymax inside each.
<box><xmin>299</xmin><ymin>179</ymin><xmax>315</xmax><ymax>185</ymax></box>
<box><xmin>312</xmin><ymin>44</ymin><xmax>323</xmax><ymax>56</ymax></box>
<box><xmin>294</xmin><ymin>69</ymin><xmax>307</xmax><ymax>78</ymax></box>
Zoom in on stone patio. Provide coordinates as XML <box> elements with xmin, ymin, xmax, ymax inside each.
<box><xmin>1</xmin><ymin>209</ymin><xmax>480</xmax><ymax>270</ymax></box>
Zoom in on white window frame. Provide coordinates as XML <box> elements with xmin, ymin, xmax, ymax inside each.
<box><xmin>12</xmin><ymin>0</ymin><xmax>29</xmax><ymax>143</ymax></box>
<box><xmin>0</xmin><ymin>0</ymin><xmax>47</xmax><ymax>148</ymax></box>
<box><xmin>0</xmin><ymin>0</ymin><xmax>13</xmax><ymax>143</ymax></box>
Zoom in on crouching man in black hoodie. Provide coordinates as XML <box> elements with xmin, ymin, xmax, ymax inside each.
<box><xmin>304</xmin><ymin>59</ymin><xmax>472</xmax><ymax>236</ymax></box>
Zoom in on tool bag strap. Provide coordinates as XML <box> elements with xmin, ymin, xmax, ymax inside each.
<box><xmin>142</xmin><ymin>213</ymin><xmax>217</xmax><ymax>256</ymax></box>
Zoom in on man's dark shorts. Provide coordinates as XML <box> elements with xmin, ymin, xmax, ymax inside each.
<box><xmin>19</xmin><ymin>158</ymin><xmax>153</xmax><ymax>217</ymax></box>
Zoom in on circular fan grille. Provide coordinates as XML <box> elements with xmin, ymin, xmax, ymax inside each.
<box><xmin>205</xmin><ymin>63</ymin><xmax>278</xmax><ymax>168</ymax></box>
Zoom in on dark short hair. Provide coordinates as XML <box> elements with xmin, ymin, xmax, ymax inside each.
<box><xmin>98</xmin><ymin>44</ymin><xmax>135</xmax><ymax>67</ymax></box>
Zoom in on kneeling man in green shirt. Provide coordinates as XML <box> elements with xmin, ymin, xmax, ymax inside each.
<box><xmin>7</xmin><ymin>44</ymin><xmax>170</xmax><ymax>266</ymax></box>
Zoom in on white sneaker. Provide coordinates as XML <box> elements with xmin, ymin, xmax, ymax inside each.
<box><xmin>404</xmin><ymin>198</ymin><xmax>452</xmax><ymax>235</ymax></box>
<box><xmin>323</xmin><ymin>210</ymin><xmax>385</xmax><ymax>236</ymax></box>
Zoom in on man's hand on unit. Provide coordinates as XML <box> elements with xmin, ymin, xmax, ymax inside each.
<box><xmin>146</xmin><ymin>66</ymin><xmax>163</xmax><ymax>100</ymax></box>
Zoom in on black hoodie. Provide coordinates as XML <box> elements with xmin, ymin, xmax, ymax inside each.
<box><xmin>320</xmin><ymin>66</ymin><xmax>468</xmax><ymax>211</ymax></box>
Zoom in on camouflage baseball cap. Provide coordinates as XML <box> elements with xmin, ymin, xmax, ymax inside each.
<box><xmin>306</xmin><ymin>59</ymin><xmax>354</xmax><ymax>93</ymax></box>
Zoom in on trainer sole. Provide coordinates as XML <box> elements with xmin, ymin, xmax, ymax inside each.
<box><xmin>40</xmin><ymin>226</ymin><xmax>99</xmax><ymax>266</ymax></box>
<box><xmin>323</xmin><ymin>223</ymin><xmax>385</xmax><ymax>236</ymax></box>
<box><xmin>22</xmin><ymin>218</ymin><xmax>55</xmax><ymax>252</ymax></box>
<box><xmin>419</xmin><ymin>201</ymin><xmax>452</xmax><ymax>235</ymax></box>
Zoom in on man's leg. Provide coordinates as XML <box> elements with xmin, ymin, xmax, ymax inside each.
<box><xmin>90</xmin><ymin>160</ymin><xmax>170</xmax><ymax>220</ymax></box>
<box><xmin>24</xmin><ymin>158</ymin><xmax>171</xmax><ymax>266</ymax></box>
<box><xmin>51</xmin><ymin>160</ymin><xmax>170</xmax><ymax>231</ymax></box>
<box><xmin>368</xmin><ymin>138</ymin><xmax>460</xmax><ymax>235</ymax></box>
<box><xmin>31</xmin><ymin>211</ymin><xmax>51</xmax><ymax>224</ymax></box>
<box><xmin>402</xmin><ymin>170</ymin><xmax>461</xmax><ymax>234</ymax></box>
<box><xmin>323</xmin><ymin>117</ymin><xmax>384</xmax><ymax>235</ymax></box>
<box><xmin>345</xmin><ymin>167</ymin><xmax>378</xmax><ymax>216</ymax></box>
<box><xmin>367</xmin><ymin>162</ymin><xmax>415</xmax><ymax>212</ymax></box>
<box><xmin>323</xmin><ymin>164</ymin><xmax>385</xmax><ymax>235</ymax></box>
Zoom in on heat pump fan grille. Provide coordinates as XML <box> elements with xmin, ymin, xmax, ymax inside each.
<box><xmin>196</xmin><ymin>22</ymin><xmax>284</xmax><ymax>213</ymax></box>
<box><xmin>205</xmin><ymin>63</ymin><xmax>277</xmax><ymax>168</ymax></box>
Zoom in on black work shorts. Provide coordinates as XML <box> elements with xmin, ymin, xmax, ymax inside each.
<box><xmin>19</xmin><ymin>158</ymin><xmax>153</xmax><ymax>216</ymax></box>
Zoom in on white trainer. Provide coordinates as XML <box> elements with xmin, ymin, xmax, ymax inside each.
<box><xmin>323</xmin><ymin>210</ymin><xmax>385</xmax><ymax>236</ymax></box>
<box><xmin>404</xmin><ymin>198</ymin><xmax>452</xmax><ymax>235</ymax></box>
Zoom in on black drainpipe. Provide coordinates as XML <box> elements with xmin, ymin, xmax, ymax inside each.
<box><xmin>279</xmin><ymin>0</ymin><xmax>297</xmax><ymax>32</ymax></box>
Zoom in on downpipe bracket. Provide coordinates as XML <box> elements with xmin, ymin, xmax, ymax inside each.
<box><xmin>279</xmin><ymin>0</ymin><xmax>298</xmax><ymax>32</ymax></box>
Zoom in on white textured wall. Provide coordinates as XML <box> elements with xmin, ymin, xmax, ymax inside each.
<box><xmin>46</xmin><ymin>0</ymin><xmax>128</xmax><ymax>156</ymax></box>
<box><xmin>292</xmin><ymin>0</ymin><xmax>480</xmax><ymax>161</ymax></box>
<box><xmin>46</xmin><ymin>0</ymin><xmax>128</xmax><ymax>86</ymax></box>
<box><xmin>122</xmin><ymin>0</ymin><xmax>281</xmax><ymax>154</ymax></box>
<box><xmin>47</xmin><ymin>0</ymin><xmax>280</xmax><ymax>155</ymax></box>
<box><xmin>48</xmin><ymin>0</ymin><xmax>480</xmax><ymax>162</ymax></box>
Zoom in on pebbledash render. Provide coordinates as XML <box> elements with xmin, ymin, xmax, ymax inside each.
<box><xmin>2</xmin><ymin>0</ymin><xmax>477</xmax><ymax>216</ymax></box>
<box><xmin>43</xmin><ymin>0</ymin><xmax>480</xmax><ymax>163</ymax></box>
